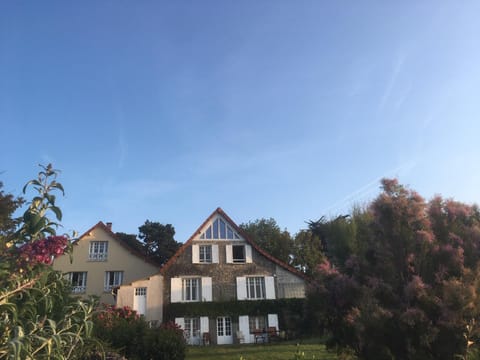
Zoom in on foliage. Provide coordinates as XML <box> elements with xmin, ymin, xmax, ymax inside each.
<box><xmin>308</xmin><ymin>178</ymin><xmax>480</xmax><ymax>359</ymax></box>
<box><xmin>240</xmin><ymin>218</ymin><xmax>294</xmax><ymax>264</ymax></box>
<box><xmin>0</xmin><ymin>164</ymin><xmax>101</xmax><ymax>359</ymax></box>
<box><xmin>292</xmin><ymin>230</ymin><xmax>325</xmax><ymax>276</ymax></box>
<box><xmin>0</xmin><ymin>182</ymin><xmax>24</xmax><ymax>247</ymax></box>
<box><xmin>138</xmin><ymin>221</ymin><xmax>181</xmax><ymax>265</ymax></box>
<box><xmin>94</xmin><ymin>306</ymin><xmax>186</xmax><ymax>360</ymax></box>
<box><xmin>142</xmin><ymin>322</ymin><xmax>186</xmax><ymax>360</ymax></box>
<box><xmin>93</xmin><ymin>304</ymin><xmax>147</xmax><ymax>358</ymax></box>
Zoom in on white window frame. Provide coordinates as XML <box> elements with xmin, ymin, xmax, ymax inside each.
<box><xmin>226</xmin><ymin>244</ymin><xmax>252</xmax><ymax>264</ymax></box>
<box><xmin>89</xmin><ymin>241</ymin><xmax>108</xmax><ymax>261</ymax></box>
<box><xmin>237</xmin><ymin>276</ymin><xmax>275</xmax><ymax>300</ymax></box>
<box><xmin>199</xmin><ymin>245</ymin><xmax>212</xmax><ymax>263</ymax></box>
<box><xmin>246</xmin><ymin>277</ymin><xmax>266</xmax><ymax>299</ymax></box>
<box><xmin>182</xmin><ymin>278</ymin><xmax>201</xmax><ymax>302</ymax></box>
<box><xmin>104</xmin><ymin>271</ymin><xmax>123</xmax><ymax>292</ymax></box>
<box><xmin>171</xmin><ymin>277</ymin><xmax>212</xmax><ymax>303</ymax></box>
<box><xmin>67</xmin><ymin>272</ymin><xmax>87</xmax><ymax>293</ymax></box>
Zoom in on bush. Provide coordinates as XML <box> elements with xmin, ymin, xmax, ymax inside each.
<box><xmin>141</xmin><ymin>322</ymin><xmax>186</xmax><ymax>360</ymax></box>
<box><xmin>93</xmin><ymin>304</ymin><xmax>148</xmax><ymax>358</ymax></box>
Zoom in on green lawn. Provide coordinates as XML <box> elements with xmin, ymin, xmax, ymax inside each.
<box><xmin>186</xmin><ymin>340</ymin><xmax>338</xmax><ymax>360</ymax></box>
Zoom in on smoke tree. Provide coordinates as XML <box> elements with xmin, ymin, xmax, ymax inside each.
<box><xmin>308</xmin><ymin>179</ymin><xmax>480</xmax><ymax>359</ymax></box>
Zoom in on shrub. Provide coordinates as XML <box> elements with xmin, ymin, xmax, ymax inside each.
<box><xmin>141</xmin><ymin>322</ymin><xmax>186</xmax><ymax>360</ymax></box>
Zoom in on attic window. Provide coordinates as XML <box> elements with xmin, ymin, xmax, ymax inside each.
<box><xmin>199</xmin><ymin>218</ymin><xmax>241</xmax><ymax>240</ymax></box>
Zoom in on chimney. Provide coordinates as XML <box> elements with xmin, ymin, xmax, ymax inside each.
<box><xmin>106</xmin><ymin>222</ymin><xmax>112</xmax><ymax>231</ymax></box>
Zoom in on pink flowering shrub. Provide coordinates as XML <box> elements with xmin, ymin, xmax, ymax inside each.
<box><xmin>17</xmin><ymin>235</ymin><xmax>68</xmax><ymax>267</ymax></box>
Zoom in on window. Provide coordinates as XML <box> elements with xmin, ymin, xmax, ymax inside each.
<box><xmin>135</xmin><ymin>287</ymin><xmax>147</xmax><ymax>296</ymax></box>
<box><xmin>184</xmin><ymin>317</ymin><xmax>200</xmax><ymax>340</ymax></box>
<box><xmin>199</xmin><ymin>245</ymin><xmax>212</xmax><ymax>263</ymax></box>
<box><xmin>249</xmin><ymin>316</ymin><xmax>267</xmax><ymax>332</ymax></box>
<box><xmin>89</xmin><ymin>241</ymin><xmax>108</xmax><ymax>261</ymax></box>
<box><xmin>199</xmin><ymin>217</ymin><xmax>241</xmax><ymax>240</ymax></box>
<box><xmin>67</xmin><ymin>272</ymin><xmax>87</xmax><ymax>293</ymax></box>
<box><xmin>233</xmin><ymin>245</ymin><xmax>246</xmax><ymax>263</ymax></box>
<box><xmin>171</xmin><ymin>277</ymin><xmax>212</xmax><ymax>303</ymax></box>
<box><xmin>104</xmin><ymin>271</ymin><xmax>123</xmax><ymax>291</ymax></box>
<box><xmin>183</xmin><ymin>278</ymin><xmax>200</xmax><ymax>301</ymax></box>
<box><xmin>246</xmin><ymin>277</ymin><xmax>266</xmax><ymax>299</ymax></box>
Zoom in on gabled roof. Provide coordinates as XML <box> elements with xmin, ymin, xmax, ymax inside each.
<box><xmin>73</xmin><ymin>221</ymin><xmax>160</xmax><ymax>268</ymax></box>
<box><xmin>160</xmin><ymin>208</ymin><xmax>308</xmax><ymax>279</ymax></box>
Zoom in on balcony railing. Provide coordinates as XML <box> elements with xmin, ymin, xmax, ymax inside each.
<box><xmin>88</xmin><ymin>253</ymin><xmax>107</xmax><ymax>261</ymax></box>
<box><xmin>72</xmin><ymin>286</ymin><xmax>86</xmax><ymax>293</ymax></box>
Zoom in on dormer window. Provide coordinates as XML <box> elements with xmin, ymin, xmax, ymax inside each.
<box><xmin>89</xmin><ymin>241</ymin><xmax>108</xmax><ymax>261</ymax></box>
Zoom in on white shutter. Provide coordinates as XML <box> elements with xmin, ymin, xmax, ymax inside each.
<box><xmin>171</xmin><ymin>278</ymin><xmax>182</xmax><ymax>303</ymax></box>
<box><xmin>200</xmin><ymin>316</ymin><xmax>209</xmax><ymax>334</ymax></box>
<box><xmin>265</xmin><ymin>276</ymin><xmax>276</xmax><ymax>299</ymax></box>
<box><xmin>239</xmin><ymin>315</ymin><xmax>251</xmax><ymax>344</ymax></box>
<box><xmin>226</xmin><ymin>244</ymin><xmax>233</xmax><ymax>263</ymax></box>
<box><xmin>192</xmin><ymin>245</ymin><xmax>199</xmax><ymax>264</ymax></box>
<box><xmin>202</xmin><ymin>277</ymin><xmax>212</xmax><ymax>301</ymax></box>
<box><xmin>245</xmin><ymin>245</ymin><xmax>252</xmax><ymax>263</ymax></box>
<box><xmin>236</xmin><ymin>277</ymin><xmax>247</xmax><ymax>300</ymax></box>
<box><xmin>268</xmin><ymin>314</ymin><xmax>279</xmax><ymax>330</ymax></box>
<box><xmin>212</xmin><ymin>244</ymin><xmax>219</xmax><ymax>263</ymax></box>
<box><xmin>175</xmin><ymin>317</ymin><xmax>185</xmax><ymax>330</ymax></box>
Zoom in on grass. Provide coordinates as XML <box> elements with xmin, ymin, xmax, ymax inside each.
<box><xmin>185</xmin><ymin>339</ymin><xmax>338</xmax><ymax>360</ymax></box>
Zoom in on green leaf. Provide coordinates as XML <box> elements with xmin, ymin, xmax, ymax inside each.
<box><xmin>50</xmin><ymin>206</ymin><xmax>62</xmax><ymax>221</ymax></box>
<box><xmin>22</xmin><ymin>180</ymin><xmax>41</xmax><ymax>194</ymax></box>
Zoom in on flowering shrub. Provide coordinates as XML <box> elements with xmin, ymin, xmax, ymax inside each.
<box><xmin>0</xmin><ymin>164</ymin><xmax>101</xmax><ymax>359</ymax></box>
<box><xmin>16</xmin><ymin>235</ymin><xmax>68</xmax><ymax>267</ymax></box>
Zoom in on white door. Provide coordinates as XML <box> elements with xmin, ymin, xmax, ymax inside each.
<box><xmin>216</xmin><ymin>316</ymin><xmax>233</xmax><ymax>345</ymax></box>
<box><xmin>133</xmin><ymin>287</ymin><xmax>147</xmax><ymax>316</ymax></box>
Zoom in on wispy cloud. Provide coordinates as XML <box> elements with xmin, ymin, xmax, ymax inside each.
<box><xmin>378</xmin><ymin>53</ymin><xmax>407</xmax><ymax>113</ymax></box>
<box><xmin>321</xmin><ymin>159</ymin><xmax>419</xmax><ymax>214</ymax></box>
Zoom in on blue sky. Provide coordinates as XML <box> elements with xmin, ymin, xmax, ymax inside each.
<box><xmin>1</xmin><ymin>1</ymin><xmax>480</xmax><ymax>242</ymax></box>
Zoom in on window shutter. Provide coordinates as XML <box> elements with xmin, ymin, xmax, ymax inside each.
<box><xmin>226</xmin><ymin>244</ymin><xmax>233</xmax><ymax>263</ymax></box>
<box><xmin>175</xmin><ymin>317</ymin><xmax>185</xmax><ymax>330</ymax></box>
<box><xmin>212</xmin><ymin>244</ymin><xmax>219</xmax><ymax>263</ymax></box>
<box><xmin>245</xmin><ymin>245</ymin><xmax>252</xmax><ymax>263</ymax></box>
<box><xmin>265</xmin><ymin>276</ymin><xmax>276</xmax><ymax>299</ymax></box>
<box><xmin>192</xmin><ymin>245</ymin><xmax>199</xmax><ymax>264</ymax></box>
<box><xmin>268</xmin><ymin>314</ymin><xmax>279</xmax><ymax>330</ymax></box>
<box><xmin>239</xmin><ymin>315</ymin><xmax>251</xmax><ymax>343</ymax></box>
<box><xmin>200</xmin><ymin>316</ymin><xmax>209</xmax><ymax>334</ymax></box>
<box><xmin>171</xmin><ymin>278</ymin><xmax>182</xmax><ymax>303</ymax></box>
<box><xmin>236</xmin><ymin>277</ymin><xmax>247</xmax><ymax>300</ymax></box>
<box><xmin>202</xmin><ymin>277</ymin><xmax>212</xmax><ymax>301</ymax></box>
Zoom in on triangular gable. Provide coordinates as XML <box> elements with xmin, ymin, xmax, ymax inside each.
<box><xmin>197</xmin><ymin>214</ymin><xmax>242</xmax><ymax>240</ymax></box>
<box><xmin>161</xmin><ymin>208</ymin><xmax>308</xmax><ymax>280</ymax></box>
<box><xmin>72</xmin><ymin>221</ymin><xmax>160</xmax><ymax>268</ymax></box>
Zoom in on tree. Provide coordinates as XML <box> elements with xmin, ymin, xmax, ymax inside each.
<box><xmin>116</xmin><ymin>231</ymin><xmax>144</xmax><ymax>253</ymax></box>
<box><xmin>292</xmin><ymin>230</ymin><xmax>325</xmax><ymax>276</ymax></box>
<box><xmin>138</xmin><ymin>220</ymin><xmax>181</xmax><ymax>265</ymax></box>
<box><xmin>308</xmin><ymin>178</ymin><xmax>480</xmax><ymax>359</ymax></box>
<box><xmin>239</xmin><ymin>218</ymin><xmax>294</xmax><ymax>264</ymax></box>
<box><xmin>0</xmin><ymin>181</ymin><xmax>24</xmax><ymax>249</ymax></box>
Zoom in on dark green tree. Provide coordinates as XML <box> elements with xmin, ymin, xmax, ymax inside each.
<box><xmin>239</xmin><ymin>218</ymin><xmax>294</xmax><ymax>264</ymax></box>
<box><xmin>138</xmin><ymin>221</ymin><xmax>181</xmax><ymax>265</ymax></box>
<box><xmin>116</xmin><ymin>231</ymin><xmax>144</xmax><ymax>253</ymax></box>
<box><xmin>0</xmin><ymin>181</ymin><xmax>24</xmax><ymax>249</ymax></box>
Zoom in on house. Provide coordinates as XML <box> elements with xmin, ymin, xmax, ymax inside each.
<box><xmin>52</xmin><ymin>221</ymin><xmax>160</xmax><ymax>305</ymax></box>
<box><xmin>159</xmin><ymin>208</ymin><xmax>307</xmax><ymax>345</ymax></box>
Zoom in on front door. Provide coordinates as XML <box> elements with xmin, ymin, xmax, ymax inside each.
<box><xmin>216</xmin><ymin>316</ymin><xmax>233</xmax><ymax>345</ymax></box>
